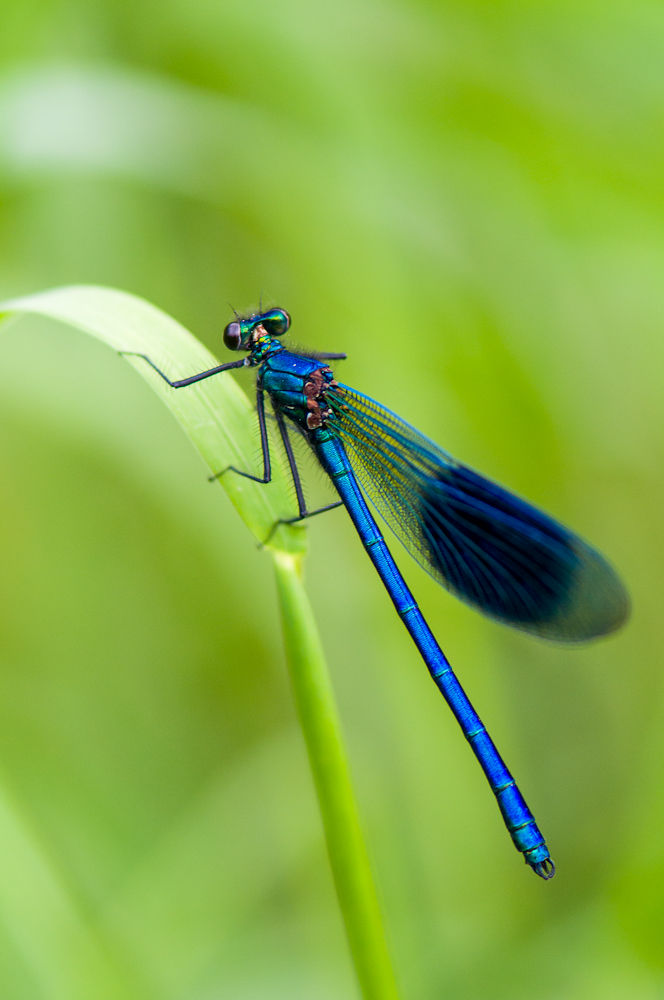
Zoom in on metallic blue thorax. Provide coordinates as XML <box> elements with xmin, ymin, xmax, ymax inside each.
<box><xmin>259</xmin><ymin>348</ymin><xmax>335</xmax><ymax>430</ymax></box>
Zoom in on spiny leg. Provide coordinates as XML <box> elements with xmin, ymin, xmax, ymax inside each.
<box><xmin>123</xmin><ymin>352</ymin><xmax>343</xmax><ymax>536</ymax></box>
<box><xmin>121</xmin><ymin>350</ymin><xmax>272</xmax><ymax>484</ymax></box>
<box><xmin>209</xmin><ymin>387</ymin><xmax>272</xmax><ymax>485</ymax></box>
<box><xmin>119</xmin><ymin>352</ymin><xmax>247</xmax><ymax>387</ymax></box>
<box><xmin>260</xmin><ymin>408</ymin><xmax>342</xmax><ymax>545</ymax></box>
<box><xmin>275</xmin><ymin>408</ymin><xmax>343</xmax><ymax>520</ymax></box>
<box><xmin>275</xmin><ymin>407</ymin><xmax>306</xmax><ymax>516</ymax></box>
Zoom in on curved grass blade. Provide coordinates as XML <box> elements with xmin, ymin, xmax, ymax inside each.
<box><xmin>0</xmin><ymin>285</ymin><xmax>305</xmax><ymax>555</ymax></box>
<box><xmin>0</xmin><ymin>285</ymin><xmax>398</xmax><ymax>999</ymax></box>
<box><xmin>273</xmin><ymin>551</ymin><xmax>400</xmax><ymax>1000</ymax></box>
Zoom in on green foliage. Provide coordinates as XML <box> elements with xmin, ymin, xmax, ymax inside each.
<box><xmin>0</xmin><ymin>1</ymin><xmax>660</xmax><ymax>998</ymax></box>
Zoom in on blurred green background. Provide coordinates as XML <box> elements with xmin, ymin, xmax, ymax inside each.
<box><xmin>0</xmin><ymin>1</ymin><xmax>660</xmax><ymax>997</ymax></box>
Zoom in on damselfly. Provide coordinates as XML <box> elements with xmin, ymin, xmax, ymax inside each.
<box><xmin>127</xmin><ymin>307</ymin><xmax>629</xmax><ymax>879</ymax></box>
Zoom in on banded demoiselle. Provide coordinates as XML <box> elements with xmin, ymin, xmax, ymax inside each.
<box><xmin>128</xmin><ymin>307</ymin><xmax>629</xmax><ymax>879</ymax></box>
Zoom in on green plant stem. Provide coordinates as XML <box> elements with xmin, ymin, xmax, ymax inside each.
<box><xmin>272</xmin><ymin>550</ymin><xmax>400</xmax><ymax>1000</ymax></box>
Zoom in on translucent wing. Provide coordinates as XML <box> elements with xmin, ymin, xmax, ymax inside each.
<box><xmin>327</xmin><ymin>384</ymin><xmax>629</xmax><ymax>641</ymax></box>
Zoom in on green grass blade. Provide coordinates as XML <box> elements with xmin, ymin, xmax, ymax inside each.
<box><xmin>273</xmin><ymin>550</ymin><xmax>400</xmax><ymax>1000</ymax></box>
<box><xmin>0</xmin><ymin>284</ymin><xmax>305</xmax><ymax>555</ymax></box>
<box><xmin>0</xmin><ymin>284</ymin><xmax>397</xmax><ymax>997</ymax></box>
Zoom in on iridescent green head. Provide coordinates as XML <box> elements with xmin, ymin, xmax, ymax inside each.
<box><xmin>223</xmin><ymin>308</ymin><xmax>291</xmax><ymax>351</ymax></box>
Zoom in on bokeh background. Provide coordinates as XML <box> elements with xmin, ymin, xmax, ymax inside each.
<box><xmin>0</xmin><ymin>1</ymin><xmax>660</xmax><ymax>998</ymax></box>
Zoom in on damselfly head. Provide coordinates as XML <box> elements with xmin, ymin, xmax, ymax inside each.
<box><xmin>223</xmin><ymin>308</ymin><xmax>291</xmax><ymax>351</ymax></box>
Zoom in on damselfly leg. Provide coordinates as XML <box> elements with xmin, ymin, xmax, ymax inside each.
<box><xmin>119</xmin><ymin>351</ymin><xmax>247</xmax><ymax>387</ymax></box>
<box><xmin>121</xmin><ymin>353</ymin><xmax>341</xmax><ymax>540</ymax></box>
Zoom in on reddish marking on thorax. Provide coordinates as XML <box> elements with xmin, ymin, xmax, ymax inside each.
<box><xmin>304</xmin><ymin>366</ymin><xmax>337</xmax><ymax>429</ymax></box>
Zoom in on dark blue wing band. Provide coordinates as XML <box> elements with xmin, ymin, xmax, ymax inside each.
<box><xmin>327</xmin><ymin>384</ymin><xmax>629</xmax><ymax>641</ymax></box>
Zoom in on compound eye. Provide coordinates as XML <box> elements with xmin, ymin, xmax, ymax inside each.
<box><xmin>262</xmin><ymin>308</ymin><xmax>291</xmax><ymax>336</ymax></box>
<box><xmin>272</xmin><ymin>309</ymin><xmax>291</xmax><ymax>335</ymax></box>
<box><xmin>223</xmin><ymin>321</ymin><xmax>242</xmax><ymax>350</ymax></box>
